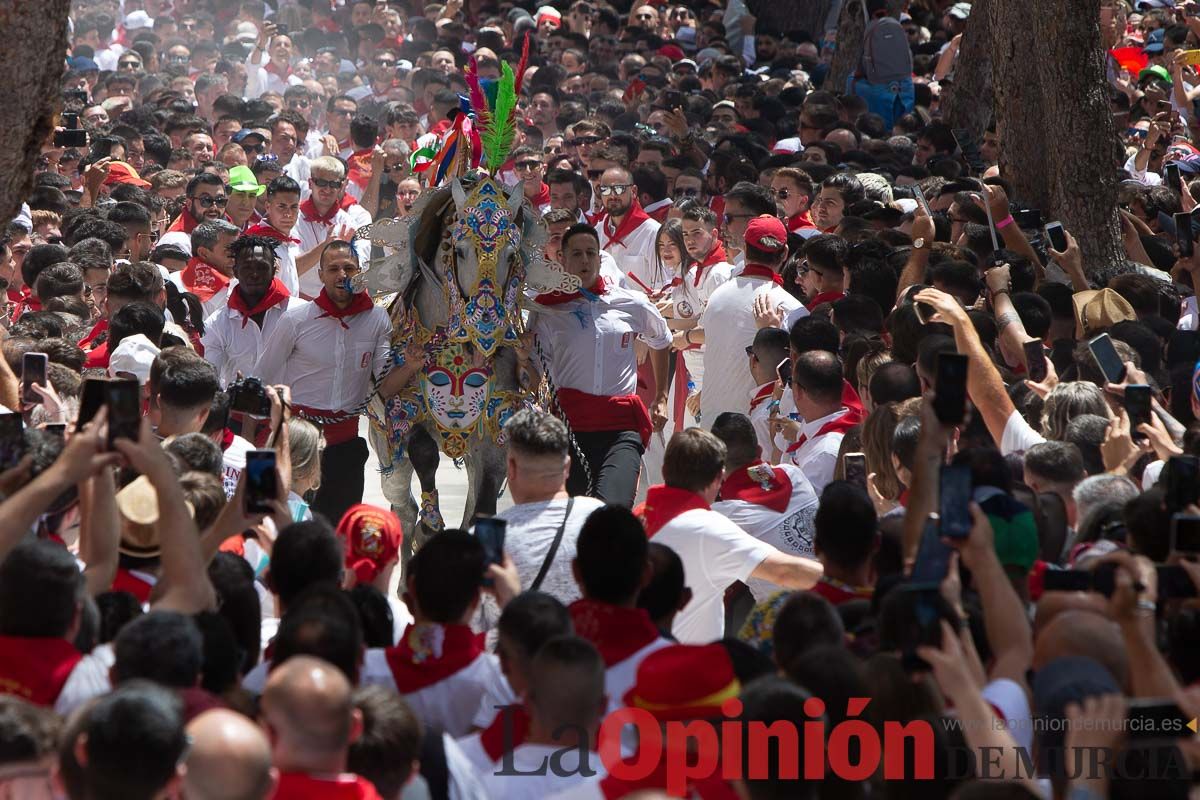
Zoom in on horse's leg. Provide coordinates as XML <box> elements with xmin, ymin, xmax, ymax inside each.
<box><xmin>409</xmin><ymin>424</ymin><xmax>443</xmax><ymax>550</ymax></box>
<box><xmin>463</xmin><ymin>440</ymin><xmax>506</xmax><ymax>524</ymax></box>
<box><xmin>366</xmin><ymin>403</ymin><xmax>420</xmax><ymax>568</ymax></box>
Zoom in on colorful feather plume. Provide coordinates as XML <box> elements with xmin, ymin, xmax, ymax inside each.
<box><xmin>481</xmin><ymin>62</ymin><xmax>517</xmax><ymax>173</ymax></box>
<box><xmin>464</xmin><ymin>56</ymin><xmax>490</xmax><ymax>131</ymax></box>
<box><xmin>513</xmin><ymin>33</ymin><xmax>531</xmax><ymax>96</ymax></box>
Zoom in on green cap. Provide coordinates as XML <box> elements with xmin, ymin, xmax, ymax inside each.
<box><xmin>1138</xmin><ymin>65</ymin><xmax>1173</xmax><ymax>86</ymax></box>
<box><xmin>228</xmin><ymin>165</ymin><xmax>265</xmax><ymax>196</ymax></box>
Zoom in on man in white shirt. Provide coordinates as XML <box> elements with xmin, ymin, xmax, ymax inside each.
<box><xmin>202</xmin><ymin>234</ymin><xmax>303</xmax><ymax>388</ymax></box>
<box><xmin>244</xmin><ymin>24</ymin><xmax>303</xmax><ymax>99</ymax></box>
<box><xmin>169</xmin><ymin>219</ymin><xmax>237</xmax><ymax>319</ymax></box>
<box><xmin>474</xmin><ymin>410</ymin><xmax>604</xmax><ymax>635</ymax></box>
<box><xmin>692</xmin><ymin>214</ymin><xmax>803</xmax><ymax>427</ymax></box>
<box><xmin>481</xmin><ymin>638</ymin><xmax>606</xmax><ymax>799</ymax></box>
<box><xmin>597</xmin><ymin>166</ymin><xmax>664</xmax><ymax>294</ymax></box>
<box><xmin>253</xmin><ymin>239</ymin><xmax>394</xmax><ymax>522</ymax></box>
<box><xmin>710</xmin><ymin>412</ymin><xmax>819</xmax><ymax>602</ymax></box>
<box><xmin>746</xmin><ymin>327</ymin><xmax>790</xmax><ymax>461</ymax></box>
<box><xmin>783</xmin><ymin>351</ymin><xmax>862</xmax><ymax>495</ymax></box>
<box><xmin>638</xmin><ymin>428</ymin><xmax>822</xmax><ymax>643</ymax></box>
<box><xmin>293</xmin><ymin>156</ymin><xmax>372</xmax><ymax>300</ymax></box>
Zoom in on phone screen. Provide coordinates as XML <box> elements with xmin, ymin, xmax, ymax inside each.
<box><xmin>1176</xmin><ymin>211</ymin><xmax>1194</xmax><ymax>258</ymax></box>
<box><xmin>843</xmin><ymin>453</ymin><xmax>867</xmax><ymax>489</ymax></box>
<box><xmin>1126</xmin><ymin>699</ymin><xmax>1193</xmax><ymax>740</ymax></box>
<box><xmin>933</xmin><ymin>353</ymin><xmax>969</xmax><ymax>425</ymax></box>
<box><xmin>21</xmin><ymin>353</ymin><xmax>47</xmax><ymax>406</ymax></box>
<box><xmin>1166</xmin><ymin>163</ymin><xmax>1182</xmax><ymax>188</ymax></box>
<box><xmin>1023</xmin><ymin>340</ymin><xmax>1048</xmax><ymax>383</ymax></box>
<box><xmin>939</xmin><ymin>464</ymin><xmax>973</xmax><ymax>539</ymax></box>
<box><xmin>1171</xmin><ymin>513</ymin><xmax>1200</xmax><ymax>553</ymax></box>
<box><xmin>76</xmin><ymin>378</ymin><xmax>107</xmax><ymax>432</ymax></box>
<box><xmin>0</xmin><ymin>414</ymin><xmax>24</xmax><ymax>471</ymax></box>
<box><xmin>1088</xmin><ymin>334</ymin><xmax>1127</xmax><ymax>384</ymax></box>
<box><xmin>1011</xmin><ymin>209</ymin><xmax>1042</xmax><ymax>230</ymax></box>
<box><xmin>244</xmin><ymin>450</ymin><xmax>278</xmax><ymax>514</ymax></box>
<box><xmin>911</xmin><ymin>518</ymin><xmax>953</xmax><ymax>585</ymax></box>
<box><xmin>106</xmin><ymin>379</ymin><xmax>141</xmax><ymax>449</ymax></box>
<box><xmin>1157</xmin><ymin>565</ymin><xmax>1199</xmax><ymax>600</ymax></box>
<box><xmin>1166</xmin><ymin>456</ymin><xmax>1199</xmax><ymax>513</ymax></box>
<box><xmin>1045</xmin><ymin>221</ymin><xmax>1068</xmax><ymax>252</ymax></box>
<box><xmin>1041</xmin><ymin>569</ymin><xmax>1094</xmax><ymax>592</ymax></box>
<box><xmin>1124</xmin><ymin>385</ymin><xmax>1152</xmax><ymax>441</ymax></box>
<box><xmin>474</xmin><ymin>517</ymin><xmax>507</xmax><ymax>568</ymax></box>
<box><xmin>776</xmin><ymin>358</ymin><xmax>792</xmax><ymax>387</ymax></box>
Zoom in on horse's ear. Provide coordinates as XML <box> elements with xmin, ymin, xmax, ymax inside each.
<box><xmin>506</xmin><ymin>180</ymin><xmax>523</xmax><ymax>215</ymax></box>
<box><xmin>451</xmin><ymin>177</ymin><xmax>467</xmax><ymax>210</ymax></box>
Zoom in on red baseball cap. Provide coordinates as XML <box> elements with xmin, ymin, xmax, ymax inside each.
<box><xmin>743</xmin><ymin>214</ymin><xmax>788</xmax><ymax>253</ymax></box>
<box><xmin>104</xmin><ymin>161</ymin><xmax>151</xmax><ymax>188</ymax></box>
<box><xmin>622</xmin><ymin>643</ymin><xmax>741</xmax><ymax>721</ymax></box>
<box><xmin>336</xmin><ymin>504</ymin><xmax>403</xmax><ymax>585</ymax></box>
<box><xmin>658</xmin><ymin>44</ymin><xmax>685</xmax><ymax>62</ymax></box>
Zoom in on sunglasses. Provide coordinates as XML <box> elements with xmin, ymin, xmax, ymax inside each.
<box><xmin>676</xmin><ymin>188</ymin><xmax>700</xmax><ymax>197</ymax></box>
<box><xmin>192</xmin><ymin>195</ymin><xmax>228</xmax><ymax>207</ymax></box>
<box><xmin>515</xmin><ymin>160</ymin><xmax>543</xmax><ymax>170</ymax></box>
<box><xmin>598</xmin><ymin>184</ymin><xmax>632</xmax><ymax>196</ymax></box>
<box><xmin>289</xmin><ymin>99</ymin><xmax>312</xmax><ymax>108</ymax></box>
<box><xmin>254</xmin><ymin>153</ymin><xmax>280</xmax><ymax>165</ymax></box>
<box><xmin>570</xmin><ymin>136</ymin><xmax>603</xmax><ymax>147</ymax></box>
<box><xmin>375</xmin><ymin>59</ymin><xmax>397</xmax><ymax>66</ymax></box>
<box><xmin>312</xmin><ymin>178</ymin><xmax>344</xmax><ymax>189</ymax></box>
<box><xmin>118</xmin><ymin>60</ymin><xmax>141</xmax><ymax>68</ymax></box>
<box><xmin>773</xmin><ymin>189</ymin><xmax>791</xmax><ymax>199</ymax></box>
<box><xmin>241</xmin><ymin>143</ymin><xmax>266</xmax><ymax>154</ymax></box>
<box><xmin>723</xmin><ymin>212</ymin><xmax>754</xmax><ymax>224</ymax></box>
<box><xmin>744</xmin><ymin>345</ymin><xmax>757</xmax><ymax>357</ymax></box>
<box><xmin>1127</xmin><ymin>128</ymin><xmax>1149</xmax><ymax>138</ymax></box>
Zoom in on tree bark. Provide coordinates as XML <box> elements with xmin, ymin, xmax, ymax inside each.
<box><xmin>940</xmin><ymin>0</ymin><xmax>994</xmax><ymax>139</ymax></box>
<box><xmin>989</xmin><ymin>0</ymin><xmax>1048</xmax><ymax>208</ymax></box>
<box><xmin>0</xmin><ymin>0</ymin><xmax>72</xmax><ymax>225</ymax></box>
<box><xmin>746</xmin><ymin>0</ymin><xmax>834</xmax><ymax>41</ymax></box>
<box><xmin>827</xmin><ymin>0</ymin><xmax>867</xmax><ymax>95</ymax></box>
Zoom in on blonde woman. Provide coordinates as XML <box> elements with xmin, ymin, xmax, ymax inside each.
<box><xmin>286</xmin><ymin>417</ymin><xmax>325</xmax><ymax>522</ymax></box>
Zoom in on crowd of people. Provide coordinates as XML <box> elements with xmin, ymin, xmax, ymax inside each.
<box><xmin>4</xmin><ymin>0</ymin><xmax>1200</xmax><ymax>798</ymax></box>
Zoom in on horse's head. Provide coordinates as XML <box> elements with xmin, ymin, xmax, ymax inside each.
<box><xmin>448</xmin><ymin>175</ymin><xmax>524</xmax><ymax>297</ymax></box>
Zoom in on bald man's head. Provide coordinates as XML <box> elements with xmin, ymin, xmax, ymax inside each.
<box><xmin>185</xmin><ymin>709</ymin><xmax>276</xmax><ymax>800</ymax></box>
<box><xmin>261</xmin><ymin>656</ymin><xmax>360</xmax><ymax>772</ymax></box>
<box><xmin>1033</xmin><ymin>609</ymin><xmax>1130</xmax><ymax>692</ymax></box>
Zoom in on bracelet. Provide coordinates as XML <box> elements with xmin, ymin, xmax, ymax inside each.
<box><xmin>995</xmin><ymin>214</ymin><xmax>1015</xmax><ymax>230</ymax></box>
<box><xmin>683</xmin><ymin>330</ymin><xmax>693</xmax><ymax>346</ymax></box>
<box><xmin>1136</xmin><ymin>598</ymin><xmax>1157</xmax><ymax>616</ymax></box>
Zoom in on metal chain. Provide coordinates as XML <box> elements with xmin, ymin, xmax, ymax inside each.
<box><xmin>531</xmin><ymin>334</ymin><xmax>595</xmax><ymax>497</ymax></box>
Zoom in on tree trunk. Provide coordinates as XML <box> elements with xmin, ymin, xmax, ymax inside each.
<box><xmin>940</xmin><ymin>0</ymin><xmax>993</xmax><ymax>139</ymax></box>
<box><xmin>0</xmin><ymin>0</ymin><xmax>72</xmax><ymax>225</ymax></box>
<box><xmin>746</xmin><ymin>0</ymin><xmax>834</xmax><ymax>41</ymax></box>
<box><xmin>827</xmin><ymin>0</ymin><xmax>867</xmax><ymax>95</ymax></box>
<box><xmin>989</xmin><ymin>0</ymin><xmax>1048</xmax><ymax>208</ymax></box>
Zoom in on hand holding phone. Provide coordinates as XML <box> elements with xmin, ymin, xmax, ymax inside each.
<box><xmin>843</xmin><ymin>453</ymin><xmax>867</xmax><ymax>490</ymax></box>
<box><xmin>106</xmin><ymin>379</ymin><xmax>142</xmax><ymax>450</ymax></box>
<box><xmin>938</xmin><ymin>464</ymin><xmax>973</xmax><ymax>539</ymax></box>
<box><xmin>1023</xmin><ymin>340</ymin><xmax>1048</xmax><ymax>383</ymax></box>
<box><xmin>244</xmin><ymin>450</ymin><xmax>278</xmax><ymax>514</ymax></box>
<box><xmin>1088</xmin><ymin>334</ymin><xmax>1127</xmax><ymax>384</ymax></box>
<box><xmin>933</xmin><ymin>352</ymin><xmax>969</xmax><ymax>425</ymax></box>
<box><xmin>1124</xmin><ymin>384</ymin><xmax>1153</xmax><ymax>441</ymax></box>
<box><xmin>474</xmin><ymin>516</ymin><xmax>507</xmax><ymax>585</ymax></box>
<box><xmin>1175</xmin><ymin>211</ymin><xmax>1194</xmax><ymax>258</ymax></box>
<box><xmin>21</xmin><ymin>352</ymin><xmax>47</xmax><ymax>406</ymax></box>
<box><xmin>1171</xmin><ymin>512</ymin><xmax>1200</xmax><ymax>553</ymax></box>
<box><xmin>1044</xmin><ymin>221</ymin><xmax>1068</xmax><ymax>253</ymax></box>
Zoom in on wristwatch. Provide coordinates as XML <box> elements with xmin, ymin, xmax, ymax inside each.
<box><xmin>912</xmin><ymin>238</ymin><xmax>928</xmax><ymax>250</ymax></box>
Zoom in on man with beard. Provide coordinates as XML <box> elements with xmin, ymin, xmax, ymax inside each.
<box><xmin>157</xmin><ymin>174</ymin><xmax>228</xmax><ymax>255</ymax></box>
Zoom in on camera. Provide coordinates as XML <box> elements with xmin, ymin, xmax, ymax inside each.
<box><xmin>228</xmin><ymin>376</ymin><xmax>273</xmax><ymax>418</ymax></box>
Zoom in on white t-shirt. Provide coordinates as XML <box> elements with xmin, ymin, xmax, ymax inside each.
<box><xmin>1000</xmin><ymin>409</ymin><xmax>1047</xmax><ymax>456</ymax></box>
<box><xmin>672</xmin><ymin>260</ymin><xmax>735</xmax><ymax>385</ymax></box>
<box><xmin>481</xmin><ymin>744</ymin><xmax>596</xmax><ymax>799</ymax></box>
<box><xmin>473</xmin><ymin>496</ymin><xmax>604</xmax><ymax>636</ymax></box>
<box><xmin>785</xmin><ymin>407</ymin><xmax>851</xmax><ymax>496</ymax></box>
<box><xmin>699</xmin><ymin>273</ymin><xmax>802</xmax><ymax>428</ymax></box>
<box><xmin>651</xmin><ymin>508</ymin><xmax>776</xmax><ymax>643</ymax></box>
<box><xmin>221</xmin><ymin>433</ymin><xmax>256</xmax><ymax>498</ymax></box>
<box><xmin>712</xmin><ymin>463</ymin><xmax>819</xmax><ymax>602</ymax></box>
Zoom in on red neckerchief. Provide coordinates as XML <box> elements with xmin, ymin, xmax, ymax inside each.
<box><xmin>79</xmin><ymin>318</ymin><xmax>107</xmax><ymax>350</ymax></box>
<box><xmin>180</xmin><ymin>257</ymin><xmax>231</xmax><ymax>303</ymax></box>
<box><xmin>273</xmin><ymin>772</ymin><xmax>383</xmax><ymax>800</ymax></box>
<box><xmin>807</xmin><ymin>290</ymin><xmax>846</xmax><ymax>309</ymax></box>
<box><xmin>534</xmin><ymin>275</ymin><xmax>606</xmax><ymax>305</ymax></box>
<box><xmin>0</xmin><ymin>636</ymin><xmax>83</xmax><ymax>706</ymax></box>
<box><xmin>111</xmin><ymin>568</ymin><xmax>154</xmax><ymax>603</ymax></box>
<box><xmin>314</xmin><ymin>289</ymin><xmax>373</xmax><ymax>328</ymax></box>
<box><xmin>693</xmin><ymin>241</ymin><xmax>728</xmax><ymax>286</ymax></box>
<box><xmin>634</xmin><ymin>485</ymin><xmax>710</xmax><ymax>537</ymax></box>
<box><xmin>84</xmin><ymin>341</ymin><xmax>109</xmax><ymax>369</ymax></box>
<box><xmin>600</xmin><ymin>756</ymin><xmax>739</xmax><ymax>800</ymax></box>
<box><xmin>227</xmin><ymin>279</ymin><xmax>291</xmax><ymax>328</ymax></box>
<box><xmin>263</xmin><ymin>60</ymin><xmax>292</xmax><ymax>79</ymax></box>
<box><xmin>13</xmin><ymin>291</ymin><xmax>41</xmax><ymax>321</ymax></box>
<box><xmin>718</xmin><ymin>461</ymin><xmax>791</xmax><ymax>513</ymax></box>
<box><xmin>479</xmin><ymin>704</ymin><xmax>531</xmax><ymax>761</ymax></box>
<box><xmin>383</xmin><ymin>623</ymin><xmax>485</xmax><ymax>693</ymax></box>
<box><xmin>300</xmin><ymin>197</ymin><xmax>340</xmax><ymax>225</ymax></box>
<box><xmin>786</xmin><ymin>408</ymin><xmax>861</xmax><ymax>453</ymax></box>
<box><xmin>569</xmin><ymin>599</ymin><xmax>660</xmax><ymax>667</ymax></box>
<box><xmin>739</xmin><ymin>263</ymin><xmax>783</xmax><ymax>285</ymax></box>
<box><xmin>749</xmin><ymin>382</ymin><xmax>774</xmax><ymax>412</ymax></box>
<box><xmin>787</xmin><ymin>210</ymin><xmax>816</xmax><ymax>231</ymax></box>
<box><xmin>709</xmin><ymin>195</ymin><xmax>725</xmax><ymax>219</ymax></box>
<box><xmin>347</xmin><ymin>148</ymin><xmax>374</xmax><ymax>189</ymax></box>
<box><xmin>842</xmin><ymin>379</ymin><xmax>864</xmax><ymax>417</ymax></box>
<box><xmin>165</xmin><ymin>205</ymin><xmax>199</xmax><ymax>234</ymax></box>
<box><xmin>339</xmin><ymin>194</ymin><xmax>357</xmax><ymax>211</ymax></box>
<box><xmin>531</xmin><ymin>182</ymin><xmax>550</xmax><ymax>207</ymax></box>
<box><xmin>811</xmin><ymin>577</ymin><xmax>874</xmax><ymax>605</ymax></box>
<box><xmin>243</xmin><ymin>222</ymin><xmax>300</xmax><ymax>244</ymax></box>
<box><xmin>603</xmin><ymin>199</ymin><xmax>651</xmax><ymax>250</ymax></box>
<box><xmin>220</xmin><ymin>428</ymin><xmax>235</xmax><ymax>451</ymax></box>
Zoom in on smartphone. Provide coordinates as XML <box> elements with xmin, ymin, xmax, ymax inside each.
<box><xmin>1171</xmin><ymin>513</ymin><xmax>1200</xmax><ymax>553</ymax></box>
<box><xmin>843</xmin><ymin>452</ymin><xmax>867</xmax><ymax>490</ymax></box>
<box><xmin>1023</xmin><ymin>340</ymin><xmax>1048</xmax><ymax>383</ymax></box>
<box><xmin>1166</xmin><ymin>162</ymin><xmax>1183</xmax><ymax>189</ymax></box>
<box><xmin>1165</xmin><ymin>457</ymin><xmax>1200</xmax><ymax>514</ymax></box>
<box><xmin>933</xmin><ymin>352</ymin><xmax>969</xmax><ymax>425</ymax></box>
<box><xmin>44</xmin><ymin>423</ymin><xmax>66</xmax><ymax>437</ymax></box>
<box><xmin>1176</xmin><ymin>211</ymin><xmax>1194</xmax><ymax>258</ymax></box>
<box><xmin>951</xmin><ymin>127</ymin><xmax>986</xmax><ymax>174</ymax></box>
<box><xmin>911</xmin><ymin>518</ymin><xmax>954</xmax><ymax>585</ymax></box>
<box><xmin>21</xmin><ymin>352</ymin><xmax>47</xmax><ymax>406</ymax></box>
<box><xmin>1044</xmin><ymin>221</ymin><xmax>1068</xmax><ymax>252</ymax></box>
<box><xmin>1041</xmin><ymin>568</ymin><xmax>1094</xmax><ymax>592</ymax></box>
<box><xmin>939</xmin><ymin>464</ymin><xmax>973</xmax><ymax>539</ymax></box>
<box><xmin>898</xmin><ymin>584</ymin><xmax>946</xmax><ymax>673</ymax></box>
<box><xmin>1088</xmin><ymin>333</ymin><xmax>1127</xmax><ymax>384</ymax></box>
<box><xmin>106</xmin><ymin>379</ymin><xmax>141</xmax><ymax>449</ymax></box>
<box><xmin>914</xmin><ymin>186</ymin><xmax>932</xmax><ymax>217</ymax></box>
<box><xmin>273</xmin><ymin>22</ymin><xmax>289</xmax><ymax>36</ymax></box>
<box><xmin>1124</xmin><ymin>384</ymin><xmax>1152</xmax><ymax>442</ymax></box>
<box><xmin>1156</xmin><ymin>565</ymin><xmax>1199</xmax><ymax>600</ymax></box>
<box><xmin>663</xmin><ymin>89</ymin><xmax>682</xmax><ymax>109</ymax></box>
<box><xmin>0</xmin><ymin>414</ymin><xmax>24</xmax><ymax>471</ymax></box>
<box><xmin>1011</xmin><ymin>209</ymin><xmax>1042</xmax><ymax>230</ymax></box>
<box><xmin>474</xmin><ymin>516</ymin><xmax>507</xmax><ymax>575</ymax></box>
<box><xmin>76</xmin><ymin>377</ymin><xmax>107</xmax><ymax>432</ymax></box>
<box><xmin>1126</xmin><ymin>699</ymin><xmax>1193</xmax><ymax>740</ymax></box>
<box><xmin>54</xmin><ymin>129</ymin><xmax>87</xmax><ymax>148</ymax></box>
<box><xmin>776</xmin><ymin>357</ymin><xmax>792</xmax><ymax>387</ymax></box>
<box><xmin>244</xmin><ymin>449</ymin><xmax>278</xmax><ymax>514</ymax></box>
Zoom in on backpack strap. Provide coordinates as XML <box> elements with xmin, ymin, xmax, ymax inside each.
<box><xmin>530</xmin><ymin>497</ymin><xmax>573</xmax><ymax>592</ymax></box>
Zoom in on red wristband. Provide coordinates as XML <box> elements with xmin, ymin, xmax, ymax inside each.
<box><xmin>995</xmin><ymin>214</ymin><xmax>1015</xmax><ymax>230</ymax></box>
